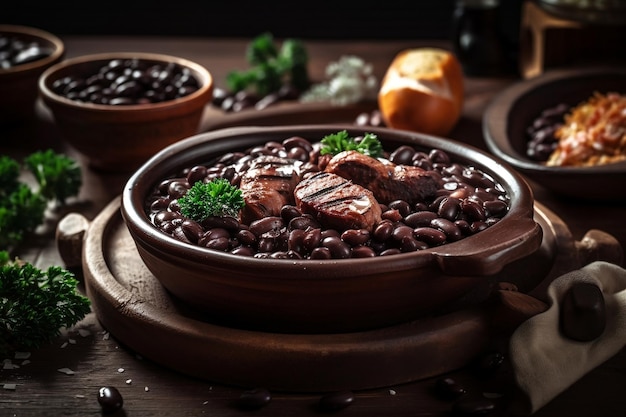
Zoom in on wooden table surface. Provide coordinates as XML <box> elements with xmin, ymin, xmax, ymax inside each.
<box><xmin>2</xmin><ymin>36</ymin><xmax>625</xmax><ymax>417</ymax></box>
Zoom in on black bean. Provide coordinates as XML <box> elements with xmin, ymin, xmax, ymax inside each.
<box><xmin>288</xmin><ymin>229</ymin><xmax>306</xmax><ymax>254</ymax></box>
<box><xmin>186</xmin><ymin>165</ymin><xmax>207</xmax><ymax>185</ymax></box>
<box><xmin>405</xmin><ymin>211</ymin><xmax>438</xmax><ymax>227</ymax></box>
<box><xmin>167</xmin><ymin>179</ymin><xmax>190</xmax><ymax>199</ymax></box>
<box><xmin>310</xmin><ymin>246</ymin><xmax>332</xmax><ymax>259</ymax></box>
<box><xmin>97</xmin><ymin>386</ymin><xmax>123</xmax><ymax>414</ymax></box>
<box><xmin>389</xmin><ymin>145</ymin><xmax>416</xmax><ymax>165</ymax></box>
<box><xmin>388</xmin><ymin>200</ymin><xmax>411</xmax><ymax>217</ymax></box>
<box><xmin>382</xmin><ymin>209</ymin><xmax>403</xmax><ymax>222</ymax></box>
<box><xmin>351</xmin><ymin>245</ymin><xmax>376</xmax><ymax>258</ymax></box>
<box><xmin>289</xmin><ymin>215</ymin><xmax>320</xmax><ymax>230</ymax></box>
<box><xmin>462</xmin><ymin>199</ymin><xmax>486</xmax><ymax>221</ymax></box>
<box><xmin>321</xmin><ymin>236</ymin><xmax>351</xmax><ymax>259</ymax></box>
<box><xmin>392</xmin><ymin>225</ymin><xmax>415</xmax><ymax>242</ymax></box>
<box><xmin>203</xmin><ymin>236</ymin><xmax>230</xmax><ymax>251</ymax></box>
<box><xmin>438</xmin><ymin>196</ymin><xmax>461</xmax><ymax>220</ymax></box>
<box><xmin>181</xmin><ymin>219</ymin><xmax>203</xmax><ymax>243</ymax></box>
<box><xmin>431</xmin><ymin>218</ymin><xmax>463</xmax><ymax>242</ymax></box>
<box><xmin>236</xmin><ymin>229</ymin><xmax>257</xmax><ymax>246</ymax></box>
<box><xmin>341</xmin><ymin>229</ymin><xmax>370</xmax><ymax>246</ymax></box>
<box><xmin>237</xmin><ymin>387</ymin><xmax>271</xmax><ymax>410</ymax></box>
<box><xmin>373</xmin><ymin>221</ymin><xmax>394</xmax><ymax>241</ymax></box>
<box><xmin>318</xmin><ymin>390</ymin><xmax>355</xmax><ymax>412</ymax></box>
<box><xmin>380</xmin><ymin>248</ymin><xmax>402</xmax><ymax>256</ymax></box>
<box><xmin>413</xmin><ymin>227</ymin><xmax>447</xmax><ymax>246</ymax></box>
<box><xmin>401</xmin><ymin>236</ymin><xmax>428</xmax><ymax>252</ymax></box>
<box><xmin>434</xmin><ymin>377</ymin><xmax>467</xmax><ymax>400</ymax></box>
<box><xmin>283</xmin><ymin>136</ymin><xmax>314</xmax><ymax>153</ymax></box>
<box><xmin>483</xmin><ymin>199</ymin><xmax>507</xmax><ymax>217</ymax></box>
<box><xmin>231</xmin><ymin>246</ymin><xmax>255</xmax><ymax>256</ymax></box>
<box><xmin>199</xmin><ymin>228</ymin><xmax>230</xmax><ymax>243</ymax></box>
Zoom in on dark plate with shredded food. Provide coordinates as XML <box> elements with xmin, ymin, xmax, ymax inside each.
<box><xmin>483</xmin><ymin>67</ymin><xmax>626</xmax><ymax>201</ymax></box>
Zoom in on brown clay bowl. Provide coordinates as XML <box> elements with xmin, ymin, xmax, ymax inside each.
<box><xmin>38</xmin><ymin>52</ymin><xmax>213</xmax><ymax>172</ymax></box>
<box><xmin>483</xmin><ymin>66</ymin><xmax>626</xmax><ymax>201</ymax></box>
<box><xmin>121</xmin><ymin>124</ymin><xmax>542</xmax><ymax>334</ymax></box>
<box><xmin>0</xmin><ymin>24</ymin><xmax>64</xmax><ymax>124</ymax></box>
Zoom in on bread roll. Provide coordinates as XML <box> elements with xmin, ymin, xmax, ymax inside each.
<box><xmin>378</xmin><ymin>48</ymin><xmax>464</xmax><ymax>136</ymax></box>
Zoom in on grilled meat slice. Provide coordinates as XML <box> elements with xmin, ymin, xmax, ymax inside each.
<box><xmin>240</xmin><ymin>155</ymin><xmax>301</xmax><ymax>223</ymax></box>
<box><xmin>293</xmin><ymin>172</ymin><xmax>382</xmax><ymax>232</ymax></box>
<box><xmin>325</xmin><ymin>150</ymin><xmax>439</xmax><ymax>205</ymax></box>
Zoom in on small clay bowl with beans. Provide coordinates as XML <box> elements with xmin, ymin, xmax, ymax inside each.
<box><xmin>121</xmin><ymin>124</ymin><xmax>542</xmax><ymax>334</ymax></box>
<box><xmin>483</xmin><ymin>66</ymin><xmax>626</xmax><ymax>201</ymax></box>
<box><xmin>0</xmin><ymin>24</ymin><xmax>64</xmax><ymax>124</ymax></box>
<box><xmin>38</xmin><ymin>52</ymin><xmax>213</xmax><ymax>172</ymax></box>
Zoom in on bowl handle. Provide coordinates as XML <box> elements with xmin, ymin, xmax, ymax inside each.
<box><xmin>432</xmin><ymin>218</ymin><xmax>544</xmax><ymax>276</ymax></box>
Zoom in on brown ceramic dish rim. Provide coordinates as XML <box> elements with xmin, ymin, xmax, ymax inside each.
<box><xmin>122</xmin><ymin>124</ymin><xmax>541</xmax><ymax>277</ymax></box>
<box><xmin>483</xmin><ymin>66</ymin><xmax>626</xmax><ymax>176</ymax></box>
<box><xmin>0</xmin><ymin>24</ymin><xmax>65</xmax><ymax>75</ymax></box>
<box><xmin>38</xmin><ymin>51</ymin><xmax>213</xmax><ymax>113</ymax></box>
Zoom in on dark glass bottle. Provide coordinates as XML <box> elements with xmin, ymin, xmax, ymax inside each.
<box><xmin>451</xmin><ymin>0</ymin><xmax>508</xmax><ymax>76</ymax></box>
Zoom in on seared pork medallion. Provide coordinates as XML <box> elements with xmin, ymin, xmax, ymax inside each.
<box><xmin>239</xmin><ymin>155</ymin><xmax>302</xmax><ymax>224</ymax></box>
<box><xmin>325</xmin><ymin>150</ymin><xmax>438</xmax><ymax>205</ymax></box>
<box><xmin>294</xmin><ymin>172</ymin><xmax>382</xmax><ymax>232</ymax></box>
<box><xmin>147</xmin><ymin>131</ymin><xmax>511</xmax><ymax>260</ymax></box>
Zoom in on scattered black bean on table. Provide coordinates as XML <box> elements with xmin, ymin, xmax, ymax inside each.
<box><xmin>50</xmin><ymin>58</ymin><xmax>200</xmax><ymax>105</ymax></box>
<box><xmin>318</xmin><ymin>390</ymin><xmax>355</xmax><ymax>412</ymax></box>
<box><xmin>97</xmin><ymin>386</ymin><xmax>124</xmax><ymax>414</ymax></box>
<box><xmin>147</xmin><ymin>136</ymin><xmax>511</xmax><ymax>260</ymax></box>
<box><xmin>212</xmin><ymin>84</ymin><xmax>302</xmax><ymax>112</ymax></box>
<box><xmin>0</xmin><ymin>34</ymin><xmax>54</xmax><ymax>69</ymax></box>
<box><xmin>525</xmin><ymin>103</ymin><xmax>569</xmax><ymax>161</ymax></box>
<box><xmin>236</xmin><ymin>387</ymin><xmax>272</xmax><ymax>410</ymax></box>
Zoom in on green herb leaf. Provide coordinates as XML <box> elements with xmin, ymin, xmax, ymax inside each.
<box><xmin>178</xmin><ymin>178</ymin><xmax>245</xmax><ymax>222</ymax></box>
<box><xmin>226</xmin><ymin>32</ymin><xmax>310</xmax><ymax>96</ymax></box>
<box><xmin>24</xmin><ymin>150</ymin><xmax>82</xmax><ymax>204</ymax></box>
<box><xmin>320</xmin><ymin>130</ymin><xmax>384</xmax><ymax>158</ymax></box>
<box><xmin>0</xmin><ymin>252</ymin><xmax>91</xmax><ymax>357</ymax></box>
<box><xmin>0</xmin><ymin>150</ymin><xmax>81</xmax><ymax>252</ymax></box>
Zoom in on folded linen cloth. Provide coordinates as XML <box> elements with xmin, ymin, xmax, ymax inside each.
<box><xmin>509</xmin><ymin>261</ymin><xmax>626</xmax><ymax>414</ymax></box>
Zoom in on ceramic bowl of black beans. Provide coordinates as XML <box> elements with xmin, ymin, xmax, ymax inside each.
<box><xmin>0</xmin><ymin>24</ymin><xmax>64</xmax><ymax>124</ymax></box>
<box><xmin>483</xmin><ymin>66</ymin><xmax>626</xmax><ymax>201</ymax></box>
<box><xmin>38</xmin><ymin>52</ymin><xmax>214</xmax><ymax>172</ymax></box>
<box><xmin>121</xmin><ymin>124</ymin><xmax>543</xmax><ymax>334</ymax></box>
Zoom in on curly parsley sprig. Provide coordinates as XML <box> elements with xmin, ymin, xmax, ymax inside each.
<box><xmin>0</xmin><ymin>252</ymin><xmax>91</xmax><ymax>357</ymax></box>
<box><xmin>0</xmin><ymin>151</ymin><xmax>82</xmax><ymax>252</ymax></box>
<box><xmin>178</xmin><ymin>178</ymin><xmax>245</xmax><ymax>222</ymax></box>
<box><xmin>319</xmin><ymin>130</ymin><xmax>384</xmax><ymax>158</ymax></box>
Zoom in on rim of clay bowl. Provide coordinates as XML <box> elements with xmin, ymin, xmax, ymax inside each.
<box><xmin>122</xmin><ymin>124</ymin><xmax>543</xmax><ymax>278</ymax></box>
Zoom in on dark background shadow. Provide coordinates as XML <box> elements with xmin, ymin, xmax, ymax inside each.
<box><xmin>2</xmin><ymin>1</ymin><xmax>522</xmax><ymax>44</ymax></box>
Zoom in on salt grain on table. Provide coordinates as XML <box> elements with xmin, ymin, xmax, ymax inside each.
<box><xmin>78</xmin><ymin>329</ymin><xmax>92</xmax><ymax>337</ymax></box>
<box><xmin>14</xmin><ymin>351</ymin><xmax>31</xmax><ymax>359</ymax></box>
<box><xmin>57</xmin><ymin>367</ymin><xmax>75</xmax><ymax>375</ymax></box>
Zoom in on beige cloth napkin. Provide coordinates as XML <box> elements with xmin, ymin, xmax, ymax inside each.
<box><xmin>509</xmin><ymin>261</ymin><xmax>626</xmax><ymax>414</ymax></box>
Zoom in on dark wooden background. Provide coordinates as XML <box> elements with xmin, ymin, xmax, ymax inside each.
<box><xmin>2</xmin><ymin>1</ymin><xmax>523</xmax><ymax>42</ymax></box>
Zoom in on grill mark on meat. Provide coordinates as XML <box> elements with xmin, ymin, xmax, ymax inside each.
<box><xmin>240</xmin><ymin>155</ymin><xmax>301</xmax><ymax>223</ymax></box>
<box><xmin>294</xmin><ymin>172</ymin><xmax>382</xmax><ymax>232</ymax></box>
<box><xmin>325</xmin><ymin>150</ymin><xmax>439</xmax><ymax>205</ymax></box>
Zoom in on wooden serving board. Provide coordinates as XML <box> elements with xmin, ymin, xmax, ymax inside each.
<box><xmin>65</xmin><ymin>197</ymin><xmax>621</xmax><ymax>392</ymax></box>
